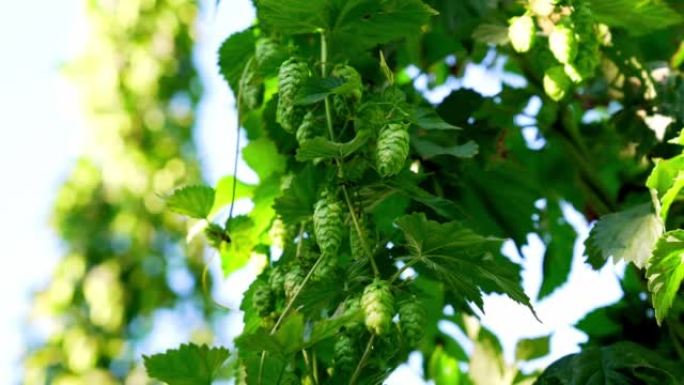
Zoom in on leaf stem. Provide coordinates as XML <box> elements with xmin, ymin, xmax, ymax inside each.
<box><xmin>348</xmin><ymin>334</ymin><xmax>375</xmax><ymax>385</ymax></box>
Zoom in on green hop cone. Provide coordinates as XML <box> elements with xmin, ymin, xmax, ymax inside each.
<box><xmin>313</xmin><ymin>254</ymin><xmax>337</xmax><ymax>282</ymax></box>
<box><xmin>252</xmin><ymin>284</ymin><xmax>274</xmax><ymax>317</ymax></box>
<box><xmin>334</xmin><ymin>333</ymin><xmax>356</xmax><ymax>371</ymax></box>
<box><xmin>349</xmin><ymin>217</ymin><xmax>373</xmax><ymax>261</ymax></box>
<box><xmin>529</xmin><ymin>0</ymin><xmax>557</xmax><ymax>16</ymax></box>
<box><xmin>332</xmin><ymin>64</ymin><xmax>363</xmax><ymax>101</ymax></box>
<box><xmin>508</xmin><ymin>14</ymin><xmax>536</xmax><ymax>53</ymax></box>
<box><xmin>268</xmin><ymin>266</ymin><xmax>285</xmax><ymax>297</ymax></box>
<box><xmin>548</xmin><ymin>24</ymin><xmax>577</xmax><ymax>64</ymax></box>
<box><xmin>296</xmin><ymin>110</ymin><xmax>318</xmax><ymax>144</ymax></box>
<box><xmin>399</xmin><ymin>298</ymin><xmax>426</xmax><ymax>346</ymax></box>
<box><xmin>255</xmin><ymin>37</ymin><xmax>282</xmax><ymax>70</ymax></box>
<box><xmin>284</xmin><ymin>264</ymin><xmax>306</xmax><ymax>300</ymax></box>
<box><xmin>276</xmin><ymin>58</ymin><xmax>310</xmax><ymax>132</ymax></box>
<box><xmin>543</xmin><ymin>66</ymin><xmax>571</xmax><ymax>101</ymax></box>
<box><xmin>313</xmin><ymin>191</ymin><xmax>344</xmax><ymax>256</ymax></box>
<box><xmin>361</xmin><ymin>280</ymin><xmax>394</xmax><ymax>335</ymax></box>
<box><xmin>376</xmin><ymin>123</ymin><xmax>410</xmax><ymax>177</ymax></box>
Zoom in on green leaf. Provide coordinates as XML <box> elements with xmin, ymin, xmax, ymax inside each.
<box><xmin>411</xmin><ymin>107</ymin><xmax>461</xmax><ymax>130</ymax></box>
<box><xmin>428</xmin><ymin>345</ymin><xmax>461</xmax><ymax>385</ymax></box>
<box><xmin>646</xmin><ymin>154</ymin><xmax>684</xmax><ymax>221</ymax></box>
<box><xmin>534</xmin><ymin>342</ymin><xmax>681</xmax><ymax>385</ymax></box>
<box><xmin>211</xmin><ymin>175</ymin><xmax>255</xmax><ymax>217</ymax></box>
<box><xmin>273</xmin><ymin>166</ymin><xmax>325</xmax><ymax>224</ymax></box>
<box><xmin>220</xmin><ymin>215</ymin><xmax>258</xmax><ymax>275</ymax></box>
<box><xmin>395</xmin><ymin>213</ymin><xmax>533</xmax><ymax>312</ymax></box>
<box><xmin>143</xmin><ymin>344</ymin><xmax>230</xmax><ymax>385</ymax></box>
<box><xmin>515</xmin><ymin>335</ymin><xmax>550</xmax><ymax>362</ymax></box>
<box><xmin>538</xmin><ymin>201</ymin><xmax>576</xmax><ymax>300</ymax></box>
<box><xmin>243</xmin><ymin>137</ymin><xmax>287</xmax><ymax>180</ymax></box>
<box><xmin>218</xmin><ymin>29</ymin><xmax>255</xmax><ymax>95</ymax></box>
<box><xmin>236</xmin><ymin>313</ymin><xmax>305</xmax><ymax>355</ymax></box>
<box><xmin>295</xmin><ymin>130</ymin><xmax>369</xmax><ymax>161</ymax></box>
<box><xmin>584</xmin><ymin>203</ymin><xmax>664</xmax><ymax>269</ymax></box>
<box><xmin>589</xmin><ymin>0</ymin><xmax>683</xmax><ymax>36</ymax></box>
<box><xmin>257</xmin><ymin>0</ymin><xmax>328</xmax><ymax>35</ymax></box>
<box><xmin>294</xmin><ymin>76</ymin><xmax>350</xmax><ymax>105</ymax></box>
<box><xmin>471</xmin><ymin>23</ymin><xmax>509</xmax><ymax>46</ymax></box>
<box><xmin>412</xmin><ymin>138</ymin><xmax>479</xmax><ymax>159</ymax></box>
<box><xmin>166</xmin><ymin>185</ymin><xmax>215</xmax><ymax>219</ymax></box>
<box><xmin>646</xmin><ymin>230</ymin><xmax>684</xmax><ymax>324</ymax></box>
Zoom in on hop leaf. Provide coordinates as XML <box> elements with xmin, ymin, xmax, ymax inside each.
<box><xmin>508</xmin><ymin>14</ymin><xmax>536</xmax><ymax>53</ymax></box>
<box><xmin>334</xmin><ymin>333</ymin><xmax>357</xmax><ymax>371</ymax></box>
<box><xmin>277</xmin><ymin>58</ymin><xmax>310</xmax><ymax>132</ymax></box>
<box><xmin>399</xmin><ymin>297</ymin><xmax>425</xmax><ymax>346</ymax></box>
<box><xmin>549</xmin><ymin>24</ymin><xmax>578</xmax><ymax>64</ymax></box>
<box><xmin>543</xmin><ymin>66</ymin><xmax>571</xmax><ymax>101</ymax></box>
<box><xmin>143</xmin><ymin>343</ymin><xmax>230</xmax><ymax>385</ymax></box>
<box><xmin>361</xmin><ymin>280</ymin><xmax>395</xmax><ymax>335</ymax></box>
<box><xmin>376</xmin><ymin>123</ymin><xmax>410</xmax><ymax>177</ymax></box>
<box><xmin>166</xmin><ymin>185</ymin><xmax>215</xmax><ymax>219</ymax></box>
<box><xmin>646</xmin><ymin>230</ymin><xmax>684</xmax><ymax>324</ymax></box>
<box><xmin>313</xmin><ymin>192</ymin><xmax>344</xmax><ymax>255</ymax></box>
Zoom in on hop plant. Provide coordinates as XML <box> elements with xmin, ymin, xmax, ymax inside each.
<box><xmin>313</xmin><ymin>191</ymin><xmax>344</xmax><ymax>256</ymax></box>
<box><xmin>399</xmin><ymin>297</ymin><xmax>426</xmax><ymax>346</ymax></box>
<box><xmin>529</xmin><ymin>0</ymin><xmax>557</xmax><ymax>16</ymax></box>
<box><xmin>508</xmin><ymin>14</ymin><xmax>536</xmax><ymax>53</ymax></box>
<box><xmin>334</xmin><ymin>333</ymin><xmax>356</xmax><ymax>371</ymax></box>
<box><xmin>255</xmin><ymin>37</ymin><xmax>281</xmax><ymax>69</ymax></box>
<box><xmin>240</xmin><ymin>61</ymin><xmax>264</xmax><ymax>110</ymax></box>
<box><xmin>361</xmin><ymin>280</ymin><xmax>395</xmax><ymax>335</ymax></box>
<box><xmin>332</xmin><ymin>64</ymin><xmax>363</xmax><ymax>101</ymax></box>
<box><xmin>268</xmin><ymin>266</ymin><xmax>285</xmax><ymax>297</ymax></box>
<box><xmin>313</xmin><ymin>254</ymin><xmax>337</xmax><ymax>282</ymax></box>
<box><xmin>350</xmin><ymin>217</ymin><xmax>372</xmax><ymax>261</ymax></box>
<box><xmin>296</xmin><ymin>110</ymin><xmax>318</xmax><ymax>144</ymax></box>
<box><xmin>277</xmin><ymin>58</ymin><xmax>310</xmax><ymax>132</ymax></box>
<box><xmin>544</xmin><ymin>66</ymin><xmax>571</xmax><ymax>101</ymax></box>
<box><xmin>284</xmin><ymin>264</ymin><xmax>306</xmax><ymax>300</ymax></box>
<box><xmin>549</xmin><ymin>23</ymin><xmax>577</xmax><ymax>64</ymax></box>
<box><xmin>376</xmin><ymin>123</ymin><xmax>410</xmax><ymax>177</ymax></box>
<box><xmin>252</xmin><ymin>284</ymin><xmax>274</xmax><ymax>317</ymax></box>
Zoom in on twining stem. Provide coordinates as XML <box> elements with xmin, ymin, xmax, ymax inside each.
<box><xmin>319</xmin><ymin>30</ymin><xmax>379</xmax><ymax>277</ymax></box>
<box><xmin>258</xmin><ymin>254</ymin><xmax>324</xmax><ymax>385</ymax></box>
<box><xmin>348</xmin><ymin>334</ymin><xmax>375</xmax><ymax>385</ymax></box>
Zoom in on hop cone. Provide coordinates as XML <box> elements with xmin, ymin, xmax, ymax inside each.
<box><xmin>313</xmin><ymin>254</ymin><xmax>337</xmax><ymax>282</ymax></box>
<box><xmin>276</xmin><ymin>58</ymin><xmax>309</xmax><ymax>132</ymax></box>
<box><xmin>376</xmin><ymin>123</ymin><xmax>410</xmax><ymax>177</ymax></box>
<box><xmin>399</xmin><ymin>298</ymin><xmax>426</xmax><ymax>346</ymax></box>
<box><xmin>361</xmin><ymin>280</ymin><xmax>394</xmax><ymax>335</ymax></box>
<box><xmin>508</xmin><ymin>14</ymin><xmax>536</xmax><ymax>53</ymax></box>
<box><xmin>549</xmin><ymin>24</ymin><xmax>577</xmax><ymax>64</ymax></box>
<box><xmin>313</xmin><ymin>192</ymin><xmax>344</xmax><ymax>256</ymax></box>
<box><xmin>529</xmin><ymin>0</ymin><xmax>557</xmax><ymax>16</ymax></box>
<box><xmin>296</xmin><ymin>110</ymin><xmax>318</xmax><ymax>144</ymax></box>
<box><xmin>334</xmin><ymin>333</ymin><xmax>356</xmax><ymax>370</ymax></box>
<box><xmin>268</xmin><ymin>266</ymin><xmax>285</xmax><ymax>297</ymax></box>
<box><xmin>349</xmin><ymin>217</ymin><xmax>372</xmax><ymax>261</ymax></box>
<box><xmin>332</xmin><ymin>64</ymin><xmax>363</xmax><ymax>101</ymax></box>
<box><xmin>255</xmin><ymin>37</ymin><xmax>281</xmax><ymax>70</ymax></box>
<box><xmin>252</xmin><ymin>284</ymin><xmax>274</xmax><ymax>317</ymax></box>
<box><xmin>543</xmin><ymin>66</ymin><xmax>571</xmax><ymax>101</ymax></box>
<box><xmin>284</xmin><ymin>264</ymin><xmax>306</xmax><ymax>300</ymax></box>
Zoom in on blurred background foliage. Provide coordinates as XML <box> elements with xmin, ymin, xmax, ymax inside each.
<box><xmin>23</xmin><ymin>1</ymin><xmax>213</xmax><ymax>384</ymax></box>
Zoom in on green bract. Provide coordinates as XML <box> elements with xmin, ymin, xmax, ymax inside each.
<box><xmin>508</xmin><ymin>14</ymin><xmax>536</xmax><ymax>53</ymax></box>
<box><xmin>543</xmin><ymin>66</ymin><xmax>571</xmax><ymax>101</ymax></box>
<box><xmin>361</xmin><ymin>280</ymin><xmax>395</xmax><ymax>335</ymax></box>
<box><xmin>376</xmin><ymin>123</ymin><xmax>410</xmax><ymax>177</ymax></box>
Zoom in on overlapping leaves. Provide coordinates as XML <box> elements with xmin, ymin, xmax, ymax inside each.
<box><xmin>143</xmin><ymin>344</ymin><xmax>230</xmax><ymax>385</ymax></box>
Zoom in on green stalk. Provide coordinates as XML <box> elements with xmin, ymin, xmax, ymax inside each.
<box><xmin>348</xmin><ymin>334</ymin><xmax>375</xmax><ymax>385</ymax></box>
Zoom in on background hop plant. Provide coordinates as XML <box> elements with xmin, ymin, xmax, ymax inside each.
<box><xmin>276</xmin><ymin>58</ymin><xmax>310</xmax><ymax>132</ymax></box>
<box><xmin>508</xmin><ymin>14</ymin><xmax>536</xmax><ymax>53</ymax></box>
<box><xmin>399</xmin><ymin>297</ymin><xmax>426</xmax><ymax>346</ymax></box>
<box><xmin>313</xmin><ymin>191</ymin><xmax>344</xmax><ymax>255</ymax></box>
<box><xmin>361</xmin><ymin>280</ymin><xmax>395</xmax><ymax>335</ymax></box>
<box><xmin>544</xmin><ymin>65</ymin><xmax>571</xmax><ymax>101</ymax></box>
<box><xmin>376</xmin><ymin>123</ymin><xmax>410</xmax><ymax>177</ymax></box>
<box><xmin>549</xmin><ymin>23</ymin><xmax>578</xmax><ymax>64</ymax></box>
<box><xmin>333</xmin><ymin>333</ymin><xmax>356</xmax><ymax>371</ymax></box>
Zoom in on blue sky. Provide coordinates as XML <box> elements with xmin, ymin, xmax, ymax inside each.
<box><xmin>0</xmin><ymin>0</ymin><xmax>626</xmax><ymax>383</ymax></box>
